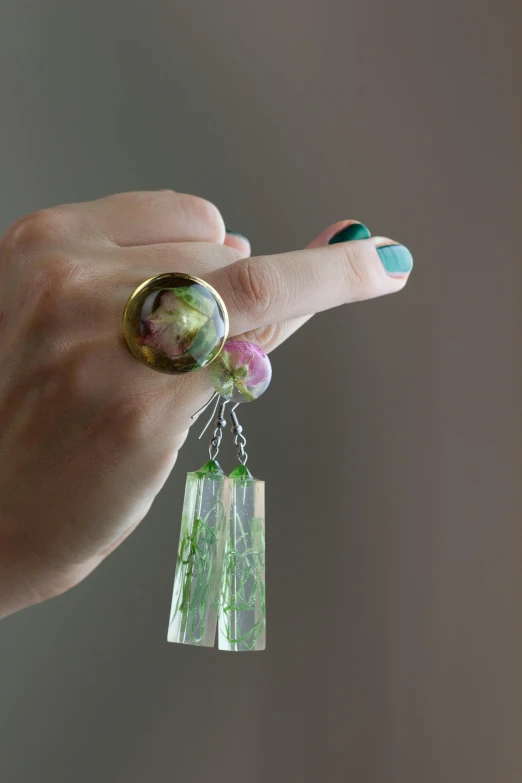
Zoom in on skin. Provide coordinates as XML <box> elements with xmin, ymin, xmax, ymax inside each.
<box><xmin>0</xmin><ymin>190</ymin><xmax>411</xmax><ymax>618</ymax></box>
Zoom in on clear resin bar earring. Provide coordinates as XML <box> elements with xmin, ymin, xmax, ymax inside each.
<box><xmin>166</xmin><ymin>404</ymin><xmax>230</xmax><ymax>647</ymax></box>
<box><xmin>167</xmin><ymin>340</ymin><xmax>271</xmax><ymax>651</ymax></box>
<box><xmin>218</xmin><ymin>405</ymin><xmax>266</xmax><ymax>652</ymax></box>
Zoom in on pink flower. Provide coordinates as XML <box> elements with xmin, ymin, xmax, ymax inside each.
<box><xmin>211</xmin><ymin>340</ymin><xmax>272</xmax><ymax>401</ymax></box>
<box><xmin>223</xmin><ymin>341</ymin><xmax>271</xmax><ymax>386</ymax></box>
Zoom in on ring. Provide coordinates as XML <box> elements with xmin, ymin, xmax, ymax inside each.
<box><xmin>122</xmin><ymin>273</ymin><xmax>229</xmax><ymax>374</ymax></box>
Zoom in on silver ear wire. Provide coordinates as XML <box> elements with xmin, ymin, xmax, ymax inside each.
<box><xmin>191</xmin><ymin>391</ymin><xmax>219</xmax><ymax>422</ymax></box>
<box><xmin>197</xmin><ymin>393</ymin><xmax>222</xmax><ymax>440</ymax></box>
<box><xmin>208</xmin><ymin>399</ymin><xmax>229</xmax><ymax>461</ymax></box>
<box><xmin>230</xmin><ymin>403</ymin><xmax>248</xmax><ymax>465</ymax></box>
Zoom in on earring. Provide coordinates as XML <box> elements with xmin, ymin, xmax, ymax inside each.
<box><xmin>218</xmin><ymin>403</ymin><xmax>266</xmax><ymax>651</ymax></box>
<box><xmin>166</xmin><ymin>398</ymin><xmax>230</xmax><ymax>647</ymax></box>
<box><xmin>167</xmin><ymin>340</ymin><xmax>271</xmax><ymax>651</ymax></box>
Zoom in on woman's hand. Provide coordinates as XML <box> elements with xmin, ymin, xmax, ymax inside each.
<box><xmin>0</xmin><ymin>190</ymin><xmax>412</xmax><ymax>617</ymax></box>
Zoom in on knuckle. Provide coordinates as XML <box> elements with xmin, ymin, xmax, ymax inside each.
<box><xmin>155</xmin><ymin>188</ymin><xmax>177</xmax><ymax>199</ymax></box>
<box><xmin>1</xmin><ymin>209</ymin><xmax>66</xmax><ymax>252</ymax></box>
<box><xmin>341</xmin><ymin>245</ymin><xmax>374</xmax><ymax>295</ymax></box>
<box><xmin>178</xmin><ymin>193</ymin><xmax>223</xmax><ymax>233</ymax></box>
<box><xmin>118</xmin><ymin>189</ymin><xmax>177</xmax><ymax>210</ymax></box>
<box><xmin>228</xmin><ymin>258</ymin><xmax>278</xmax><ymax>318</ymax></box>
<box><xmin>242</xmin><ymin>322</ymin><xmax>283</xmax><ymax>352</ymax></box>
<box><xmin>149</xmin><ymin>188</ymin><xmax>179</xmax><ymax>210</ymax></box>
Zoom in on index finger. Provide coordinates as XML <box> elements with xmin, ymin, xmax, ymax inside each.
<box><xmin>206</xmin><ymin>236</ymin><xmax>413</xmax><ymax>337</ymax></box>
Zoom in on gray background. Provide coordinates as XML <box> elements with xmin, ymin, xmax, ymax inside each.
<box><xmin>1</xmin><ymin>0</ymin><xmax>521</xmax><ymax>781</ymax></box>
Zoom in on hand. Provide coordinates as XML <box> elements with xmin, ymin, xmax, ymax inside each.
<box><xmin>0</xmin><ymin>190</ymin><xmax>412</xmax><ymax>617</ymax></box>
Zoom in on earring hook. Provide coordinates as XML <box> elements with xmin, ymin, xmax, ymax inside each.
<box><xmin>230</xmin><ymin>404</ymin><xmax>248</xmax><ymax>465</ymax></box>
<box><xmin>191</xmin><ymin>391</ymin><xmax>219</xmax><ymax>422</ymax></box>
<box><xmin>208</xmin><ymin>399</ymin><xmax>229</xmax><ymax>460</ymax></box>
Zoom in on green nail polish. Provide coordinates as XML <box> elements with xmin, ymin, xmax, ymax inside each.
<box><xmin>377</xmin><ymin>244</ymin><xmax>413</xmax><ymax>275</ymax></box>
<box><xmin>225</xmin><ymin>227</ymin><xmax>248</xmax><ymax>240</ymax></box>
<box><xmin>329</xmin><ymin>222</ymin><xmax>371</xmax><ymax>244</ymax></box>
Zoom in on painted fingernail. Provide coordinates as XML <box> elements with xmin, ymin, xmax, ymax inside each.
<box><xmin>377</xmin><ymin>244</ymin><xmax>413</xmax><ymax>275</ymax></box>
<box><xmin>225</xmin><ymin>227</ymin><xmax>248</xmax><ymax>240</ymax></box>
<box><xmin>329</xmin><ymin>222</ymin><xmax>371</xmax><ymax>244</ymax></box>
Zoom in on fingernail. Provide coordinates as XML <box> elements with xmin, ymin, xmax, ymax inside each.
<box><xmin>377</xmin><ymin>244</ymin><xmax>413</xmax><ymax>275</ymax></box>
<box><xmin>329</xmin><ymin>222</ymin><xmax>371</xmax><ymax>244</ymax></box>
<box><xmin>225</xmin><ymin>227</ymin><xmax>248</xmax><ymax>240</ymax></box>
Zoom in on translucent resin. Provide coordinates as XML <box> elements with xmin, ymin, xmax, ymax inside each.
<box><xmin>123</xmin><ymin>273</ymin><xmax>228</xmax><ymax>374</ymax></box>
<box><xmin>209</xmin><ymin>340</ymin><xmax>272</xmax><ymax>402</ymax></box>
<box><xmin>218</xmin><ymin>466</ymin><xmax>266</xmax><ymax>651</ymax></box>
<box><xmin>168</xmin><ymin>460</ymin><xmax>229</xmax><ymax>646</ymax></box>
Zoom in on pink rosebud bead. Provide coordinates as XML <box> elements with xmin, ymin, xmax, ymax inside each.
<box><xmin>209</xmin><ymin>340</ymin><xmax>272</xmax><ymax>402</ymax></box>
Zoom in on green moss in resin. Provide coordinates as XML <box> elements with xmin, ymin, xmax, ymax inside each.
<box><xmin>169</xmin><ymin>460</ymin><xmax>228</xmax><ymax>646</ymax></box>
<box><xmin>219</xmin><ymin>465</ymin><xmax>266</xmax><ymax>651</ymax></box>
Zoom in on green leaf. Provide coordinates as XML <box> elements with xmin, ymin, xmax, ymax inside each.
<box><xmin>189</xmin><ymin>319</ymin><xmax>218</xmax><ymax>365</ymax></box>
<box><xmin>171</xmin><ymin>286</ymin><xmax>216</xmax><ymax>319</ymax></box>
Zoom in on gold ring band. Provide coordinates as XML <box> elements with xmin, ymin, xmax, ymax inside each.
<box><xmin>122</xmin><ymin>272</ymin><xmax>229</xmax><ymax>375</ymax></box>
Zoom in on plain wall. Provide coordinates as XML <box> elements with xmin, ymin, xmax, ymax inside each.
<box><xmin>0</xmin><ymin>1</ymin><xmax>521</xmax><ymax>781</ymax></box>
